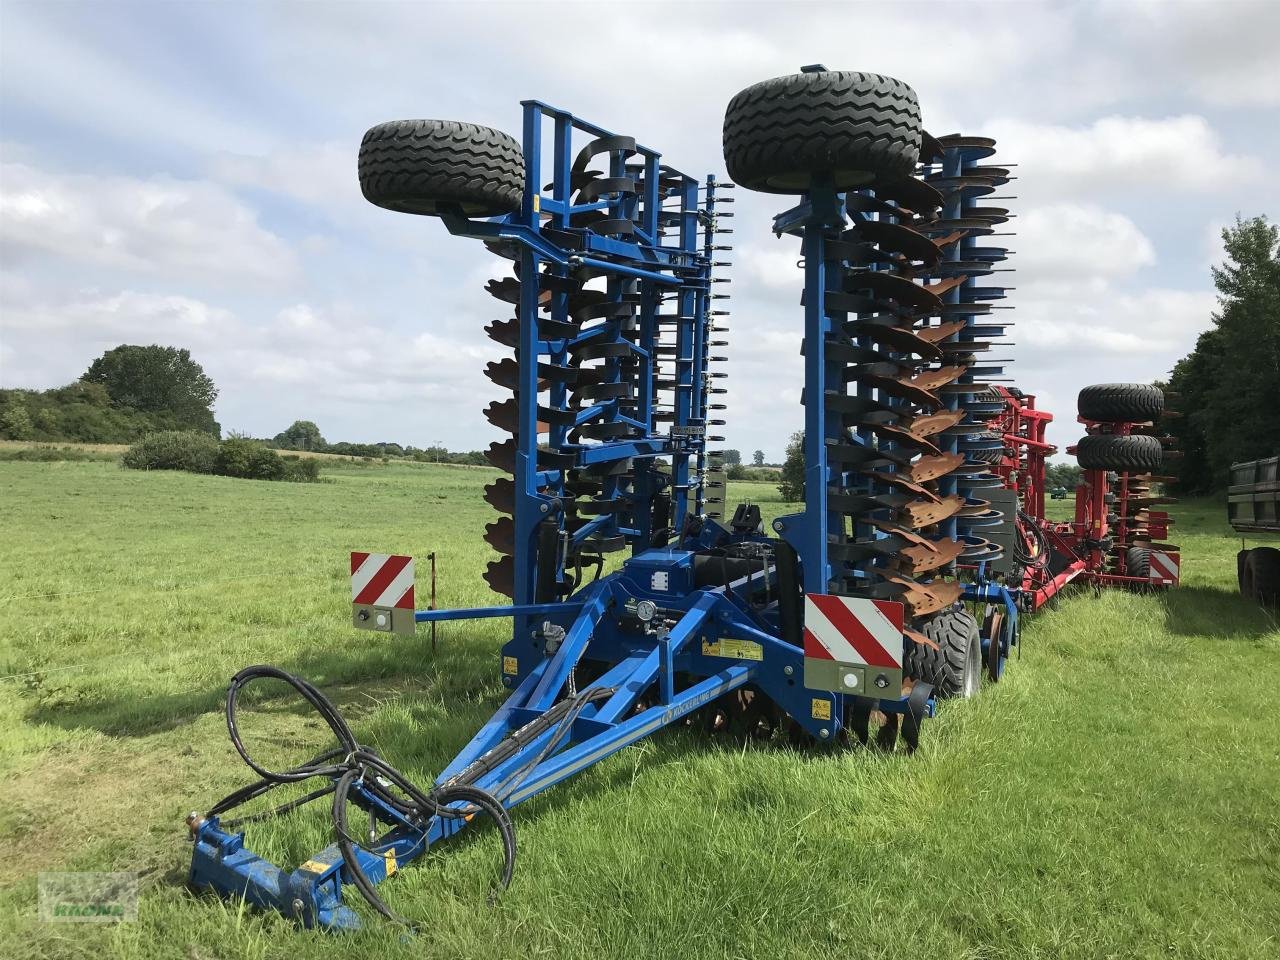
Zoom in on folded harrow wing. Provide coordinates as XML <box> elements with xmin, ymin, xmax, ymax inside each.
<box><xmin>185</xmin><ymin>70</ymin><xmax>1177</xmax><ymax>931</ymax></box>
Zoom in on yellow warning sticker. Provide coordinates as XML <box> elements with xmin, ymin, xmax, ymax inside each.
<box><xmin>811</xmin><ymin>698</ymin><xmax>831</xmax><ymax>721</ymax></box>
<box><xmin>700</xmin><ymin>638</ymin><xmax>764</xmax><ymax>661</ymax></box>
<box><xmin>299</xmin><ymin>859</ymin><xmax>331</xmax><ymax>875</ymax></box>
<box><xmin>502</xmin><ymin>656</ymin><xmax>518</xmax><ymax>675</ymax></box>
<box><xmin>532</xmin><ymin>194</ymin><xmax>541</xmax><ymax>213</ymax></box>
<box><xmin>384</xmin><ymin>850</ymin><xmax>397</xmax><ymax>876</ymax></box>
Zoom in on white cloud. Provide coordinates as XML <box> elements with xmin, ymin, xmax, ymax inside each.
<box><xmin>1017</xmin><ymin>288</ymin><xmax>1214</xmax><ymax>356</ymax></box>
<box><xmin>0</xmin><ymin>162</ymin><xmax>299</xmax><ymax>288</ymax></box>
<box><xmin>1095</xmin><ymin>1</ymin><xmax>1280</xmax><ymax>108</ymax></box>
<box><xmin>212</xmin><ymin>141</ymin><xmax>355</xmax><ymax>211</ymax></box>
<box><xmin>1016</xmin><ymin>204</ymin><xmax>1156</xmax><ymax>284</ymax></box>
<box><xmin>989</xmin><ymin>115</ymin><xmax>1261</xmax><ymax>193</ymax></box>
<box><xmin>2</xmin><ymin>288</ymin><xmax>235</xmax><ymax>339</ymax></box>
<box><xmin>737</xmin><ymin>245</ymin><xmax>804</xmax><ymax>292</ymax></box>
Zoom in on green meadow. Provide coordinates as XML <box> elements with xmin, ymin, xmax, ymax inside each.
<box><xmin>1</xmin><ymin>459</ymin><xmax>1276</xmax><ymax>959</ymax></box>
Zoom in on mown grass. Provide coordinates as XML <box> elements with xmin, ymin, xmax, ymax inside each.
<box><xmin>0</xmin><ymin>461</ymin><xmax>1276</xmax><ymax>960</ymax></box>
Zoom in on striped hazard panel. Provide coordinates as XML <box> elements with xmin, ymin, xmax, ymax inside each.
<box><xmin>350</xmin><ymin>552</ymin><xmax>415</xmax><ymax>635</ymax></box>
<box><xmin>1148</xmin><ymin>550</ymin><xmax>1180</xmax><ymax>586</ymax></box>
<box><xmin>802</xmin><ymin>594</ymin><xmax>905</xmax><ymax>697</ymax></box>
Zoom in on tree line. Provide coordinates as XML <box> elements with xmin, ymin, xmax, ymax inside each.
<box><xmin>1164</xmin><ymin>216</ymin><xmax>1279</xmax><ymax>492</ymax></box>
<box><xmin>1</xmin><ymin>344</ymin><xmax>219</xmax><ymax>443</ymax></box>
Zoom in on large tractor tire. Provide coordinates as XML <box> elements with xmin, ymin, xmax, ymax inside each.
<box><xmin>1077</xmin><ymin>383</ymin><xmax>1165</xmax><ymax>423</ymax></box>
<box><xmin>359</xmin><ymin>120</ymin><xmax>524</xmax><ymax>217</ymax></box>
<box><xmin>1244</xmin><ymin>547</ymin><xmax>1280</xmax><ymax>607</ymax></box>
<box><xmin>722</xmin><ymin>70</ymin><xmax>921</xmax><ymax>194</ymax></box>
<box><xmin>905</xmin><ymin>608</ymin><xmax>982</xmax><ymax>699</ymax></box>
<box><xmin>1075</xmin><ymin>434</ymin><xmax>1162</xmax><ymax>472</ymax></box>
<box><xmin>1127</xmin><ymin>546</ymin><xmax>1152</xmax><ymax>578</ymax></box>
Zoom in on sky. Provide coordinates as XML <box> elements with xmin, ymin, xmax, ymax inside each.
<box><xmin>1</xmin><ymin>0</ymin><xmax>1277</xmax><ymax>461</ymax></box>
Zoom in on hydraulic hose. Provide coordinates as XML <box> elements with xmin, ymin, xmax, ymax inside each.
<box><xmin>205</xmin><ymin>664</ymin><xmax>614</xmax><ymax>927</ymax></box>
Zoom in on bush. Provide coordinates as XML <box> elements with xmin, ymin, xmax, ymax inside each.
<box><xmin>0</xmin><ymin>404</ymin><xmax>34</xmax><ymax>440</ymax></box>
<box><xmin>281</xmin><ymin>455</ymin><xmax>322</xmax><ymax>483</ymax></box>
<box><xmin>778</xmin><ymin>430</ymin><xmax>804</xmax><ymax>502</ymax></box>
<box><xmin>0</xmin><ymin>444</ymin><xmax>106</xmax><ymax>462</ymax></box>
<box><xmin>121</xmin><ymin>433</ymin><xmax>323</xmax><ymax>482</ymax></box>
<box><xmin>214</xmin><ymin>437</ymin><xmax>285</xmax><ymax>480</ymax></box>
<box><xmin>122</xmin><ymin>431</ymin><xmax>220</xmax><ymax>473</ymax></box>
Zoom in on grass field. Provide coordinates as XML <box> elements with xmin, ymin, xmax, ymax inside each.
<box><xmin>1</xmin><ymin>459</ymin><xmax>1277</xmax><ymax>960</ymax></box>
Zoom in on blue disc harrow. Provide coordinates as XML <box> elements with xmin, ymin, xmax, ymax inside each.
<box><xmin>187</xmin><ymin>73</ymin><xmax>1030</xmax><ymax>931</ymax></box>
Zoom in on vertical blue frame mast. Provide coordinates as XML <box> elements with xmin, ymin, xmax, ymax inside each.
<box><xmin>772</xmin><ymin>183</ymin><xmax>847</xmax><ymax>594</ymax></box>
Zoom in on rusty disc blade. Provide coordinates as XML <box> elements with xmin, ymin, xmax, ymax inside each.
<box><xmin>914</xmin><ymin>319</ymin><xmax>970</xmax><ymax>345</ymax></box>
<box><xmin>900</xmin><ymin>537</ymin><xmax>966</xmax><ymax>574</ymax></box>
<box><xmin>867</xmin><ymin>519</ymin><xmax>938</xmax><ymax>551</ymax></box>
<box><xmin>898</xmin><ymin>494</ymin><xmax>965</xmax><ymax>529</ymax></box>
<box><xmin>867</xmin><ymin>470</ymin><xmax>941</xmax><ymax>503</ymax></box>
<box><xmin>486</xmin><ymin>277</ymin><xmax>554</xmax><ymax>307</ymax></box>
<box><xmin>844</xmin><ymin>271</ymin><xmax>945</xmax><ymax>313</ymax></box>
<box><xmin>485</xmin><ymin>318</ymin><xmax>519</xmax><ymax>349</ymax></box>
<box><xmin>850</xmin><ymin>220</ymin><xmax>942</xmax><ymax>265</ymax></box>
<box><xmin>907</xmin><ymin>452</ymin><xmax>965</xmax><ymax>483</ymax></box>
<box><xmin>882</xmin><ymin>575</ymin><xmax>961</xmax><ymax>619</ymax></box>
<box><xmin>864</xmin><ymin>421</ymin><xmax>943</xmax><ymax>455</ymax></box>
<box><xmin>483</xmin><ymin>556</ymin><xmax>514</xmax><ymax>598</ymax></box>
<box><xmin>874</xmin><ymin>176</ymin><xmax>944</xmax><ymax>216</ymax></box>
<box><xmin>906</xmin><ymin>409</ymin><xmax>967</xmax><ymax>438</ymax></box>
<box><xmin>911</xmin><ymin>365</ymin><xmax>968</xmax><ymax>392</ymax></box>
<box><xmin>483</xmin><ymin>477</ymin><xmax>515</xmax><ymax>513</ymax></box>
<box><xmin>484</xmin><ymin>516</ymin><xmax>515</xmax><ymax>555</ymax></box>
<box><xmin>845</xmin><ymin>318</ymin><xmax>944</xmax><ymax>360</ymax></box>
<box><xmin>865</xmin><ymin>373</ymin><xmax>942</xmax><ymax>409</ymax></box>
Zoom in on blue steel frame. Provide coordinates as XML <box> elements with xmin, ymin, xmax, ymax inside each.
<box><xmin>187</xmin><ymin>107</ymin><xmax>941</xmax><ymax>932</ymax></box>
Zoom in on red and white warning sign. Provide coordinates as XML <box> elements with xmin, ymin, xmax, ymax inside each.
<box><xmin>351</xmin><ymin>552</ymin><xmax>415</xmax><ymax>609</ymax></box>
<box><xmin>802</xmin><ymin>594</ymin><xmax>904</xmax><ymax>695</ymax></box>
<box><xmin>1148</xmin><ymin>550</ymin><xmax>1180</xmax><ymax>586</ymax></box>
<box><xmin>350</xmin><ymin>553</ymin><xmax>415</xmax><ymax>635</ymax></box>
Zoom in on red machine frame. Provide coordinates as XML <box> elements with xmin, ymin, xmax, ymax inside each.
<box><xmin>982</xmin><ymin>387</ymin><xmax>1180</xmax><ymax>614</ymax></box>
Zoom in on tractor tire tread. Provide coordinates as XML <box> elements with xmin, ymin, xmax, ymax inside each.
<box><xmin>359</xmin><ymin>120</ymin><xmax>524</xmax><ymax>217</ymax></box>
<box><xmin>1075</xmin><ymin>434</ymin><xmax>1163</xmax><ymax>472</ymax></box>
<box><xmin>723</xmin><ymin>71</ymin><xmax>921</xmax><ymax>194</ymax></box>
<box><xmin>905</xmin><ymin>608</ymin><xmax>979</xmax><ymax>698</ymax></box>
<box><xmin>1077</xmin><ymin>383</ymin><xmax>1165</xmax><ymax>423</ymax></box>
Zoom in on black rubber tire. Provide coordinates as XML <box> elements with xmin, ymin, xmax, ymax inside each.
<box><xmin>905</xmin><ymin>608</ymin><xmax>981</xmax><ymax>699</ymax></box>
<box><xmin>722</xmin><ymin>71</ymin><xmax>921</xmax><ymax>194</ymax></box>
<box><xmin>1246</xmin><ymin>547</ymin><xmax>1280</xmax><ymax>607</ymax></box>
<box><xmin>359</xmin><ymin>120</ymin><xmax>524</xmax><ymax>217</ymax></box>
<box><xmin>1237</xmin><ymin>549</ymin><xmax>1251</xmax><ymax>593</ymax></box>
<box><xmin>1077</xmin><ymin>383</ymin><xmax>1165</xmax><ymax>423</ymax></box>
<box><xmin>1075</xmin><ymin>434</ymin><xmax>1162</xmax><ymax>472</ymax></box>
<box><xmin>1127</xmin><ymin>547</ymin><xmax>1152</xmax><ymax>578</ymax></box>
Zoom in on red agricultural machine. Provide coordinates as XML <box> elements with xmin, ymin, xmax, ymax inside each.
<box><xmin>187</xmin><ymin>67</ymin><xmax>1180</xmax><ymax>931</ymax></box>
<box><xmin>992</xmin><ymin>383</ymin><xmax>1181</xmax><ymax>614</ymax></box>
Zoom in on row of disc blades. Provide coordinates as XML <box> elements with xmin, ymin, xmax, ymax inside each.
<box><xmin>477</xmin><ymin>135</ymin><xmax>725</xmax><ymax>596</ymax></box>
<box><xmin>818</xmin><ymin>132</ymin><xmax>1015</xmax><ymax>625</ymax></box>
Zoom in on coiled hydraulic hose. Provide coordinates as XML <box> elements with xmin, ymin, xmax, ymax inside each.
<box><xmin>1013</xmin><ymin>510</ymin><xmax>1050</xmax><ymax>571</ymax></box>
<box><xmin>204</xmin><ymin>664</ymin><xmax>614</xmax><ymax>926</ymax></box>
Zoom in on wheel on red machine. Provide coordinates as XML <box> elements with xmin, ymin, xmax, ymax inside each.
<box><xmin>722</xmin><ymin>70</ymin><xmax>922</xmax><ymax>193</ymax></box>
<box><xmin>1127</xmin><ymin>546</ymin><xmax>1152</xmax><ymax>578</ymax></box>
<box><xmin>1075</xmin><ymin>434</ymin><xmax>1162</xmax><ymax>472</ymax></box>
<box><xmin>906</xmin><ymin>608</ymin><xmax>981</xmax><ymax>698</ymax></box>
<box><xmin>1077</xmin><ymin>383</ymin><xmax>1165</xmax><ymax>423</ymax></box>
<box><xmin>359</xmin><ymin>120</ymin><xmax>525</xmax><ymax>217</ymax></box>
<box><xmin>1245</xmin><ymin>547</ymin><xmax>1280</xmax><ymax>607</ymax></box>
